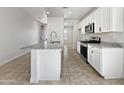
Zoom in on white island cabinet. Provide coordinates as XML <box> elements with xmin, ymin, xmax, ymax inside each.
<box><xmin>22</xmin><ymin>42</ymin><xmax>63</xmax><ymax>83</ymax></box>
<box><xmin>31</xmin><ymin>49</ymin><xmax>62</xmax><ymax>83</ymax></box>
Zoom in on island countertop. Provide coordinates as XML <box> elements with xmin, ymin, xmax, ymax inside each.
<box><xmin>21</xmin><ymin>41</ymin><xmax>63</xmax><ymax>50</ymax></box>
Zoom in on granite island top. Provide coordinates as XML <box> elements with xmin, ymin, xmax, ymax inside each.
<box><xmin>21</xmin><ymin>41</ymin><xmax>63</xmax><ymax>50</ymax></box>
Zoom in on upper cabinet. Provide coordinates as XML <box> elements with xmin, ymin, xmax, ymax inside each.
<box><xmin>81</xmin><ymin>18</ymin><xmax>87</xmax><ymax>34</ymax></box>
<box><xmin>93</xmin><ymin>8</ymin><xmax>102</xmax><ymax>33</ymax></box>
<box><xmin>101</xmin><ymin>7</ymin><xmax>111</xmax><ymax>32</ymax></box>
<box><xmin>110</xmin><ymin>8</ymin><xmax>124</xmax><ymax>32</ymax></box>
<box><xmin>78</xmin><ymin>7</ymin><xmax>124</xmax><ymax>34</ymax></box>
<box><xmin>101</xmin><ymin>7</ymin><xmax>124</xmax><ymax>32</ymax></box>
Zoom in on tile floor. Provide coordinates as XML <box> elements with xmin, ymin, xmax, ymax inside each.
<box><xmin>0</xmin><ymin>45</ymin><xmax>124</xmax><ymax>85</ymax></box>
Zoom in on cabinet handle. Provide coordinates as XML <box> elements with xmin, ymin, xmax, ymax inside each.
<box><xmin>99</xmin><ymin>27</ymin><xmax>101</xmax><ymax>32</ymax></box>
<box><xmin>91</xmin><ymin>51</ymin><xmax>93</xmax><ymax>53</ymax></box>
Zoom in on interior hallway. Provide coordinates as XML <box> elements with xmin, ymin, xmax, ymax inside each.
<box><xmin>0</xmin><ymin>44</ymin><xmax>124</xmax><ymax>85</ymax></box>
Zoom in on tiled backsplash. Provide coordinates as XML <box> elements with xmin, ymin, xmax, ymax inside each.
<box><xmin>79</xmin><ymin>32</ymin><xmax>124</xmax><ymax>44</ymax></box>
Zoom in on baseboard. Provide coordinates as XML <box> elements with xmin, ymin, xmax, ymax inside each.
<box><xmin>0</xmin><ymin>50</ymin><xmax>30</xmax><ymax>66</ymax></box>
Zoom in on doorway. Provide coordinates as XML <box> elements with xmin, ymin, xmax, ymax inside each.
<box><xmin>64</xmin><ymin>26</ymin><xmax>73</xmax><ymax>48</ymax></box>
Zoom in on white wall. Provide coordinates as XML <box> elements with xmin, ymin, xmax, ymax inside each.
<box><xmin>46</xmin><ymin>17</ymin><xmax>64</xmax><ymax>45</ymax></box>
<box><xmin>0</xmin><ymin>8</ymin><xmax>40</xmax><ymax>65</ymax></box>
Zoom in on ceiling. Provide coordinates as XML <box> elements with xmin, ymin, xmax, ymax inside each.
<box><xmin>45</xmin><ymin>7</ymin><xmax>95</xmax><ymax>19</ymax></box>
<box><xmin>64</xmin><ymin>19</ymin><xmax>79</xmax><ymax>27</ymax></box>
<box><xmin>19</xmin><ymin>7</ymin><xmax>45</xmax><ymax>20</ymax></box>
<box><xmin>20</xmin><ymin>7</ymin><xmax>95</xmax><ymax>20</ymax></box>
<box><xmin>20</xmin><ymin>7</ymin><xmax>95</xmax><ymax>26</ymax></box>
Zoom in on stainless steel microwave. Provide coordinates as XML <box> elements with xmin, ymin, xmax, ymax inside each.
<box><xmin>85</xmin><ymin>23</ymin><xmax>94</xmax><ymax>33</ymax></box>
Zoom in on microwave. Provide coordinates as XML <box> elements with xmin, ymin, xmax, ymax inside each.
<box><xmin>85</xmin><ymin>23</ymin><xmax>94</xmax><ymax>33</ymax></box>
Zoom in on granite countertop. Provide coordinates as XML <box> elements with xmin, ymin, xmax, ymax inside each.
<box><xmin>21</xmin><ymin>41</ymin><xmax>62</xmax><ymax>50</ymax></box>
<box><xmin>87</xmin><ymin>42</ymin><xmax>123</xmax><ymax>48</ymax></box>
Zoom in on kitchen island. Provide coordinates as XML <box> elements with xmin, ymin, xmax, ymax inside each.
<box><xmin>22</xmin><ymin>42</ymin><xmax>63</xmax><ymax>83</ymax></box>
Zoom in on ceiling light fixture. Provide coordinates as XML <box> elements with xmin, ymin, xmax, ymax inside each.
<box><xmin>68</xmin><ymin>11</ymin><xmax>72</xmax><ymax>15</ymax></box>
<box><xmin>46</xmin><ymin>11</ymin><xmax>50</xmax><ymax>15</ymax></box>
<box><xmin>64</xmin><ymin>22</ymin><xmax>68</xmax><ymax>26</ymax></box>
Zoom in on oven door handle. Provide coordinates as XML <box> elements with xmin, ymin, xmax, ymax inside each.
<box><xmin>80</xmin><ymin>43</ymin><xmax>87</xmax><ymax>47</ymax></box>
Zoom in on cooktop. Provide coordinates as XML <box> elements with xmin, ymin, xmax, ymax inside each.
<box><xmin>80</xmin><ymin>40</ymin><xmax>100</xmax><ymax>44</ymax></box>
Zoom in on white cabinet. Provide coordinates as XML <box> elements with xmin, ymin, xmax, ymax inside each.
<box><xmin>78</xmin><ymin>21</ymin><xmax>82</xmax><ymax>30</ymax></box>
<box><xmin>101</xmin><ymin>48</ymin><xmax>123</xmax><ymax>79</ymax></box>
<box><xmin>101</xmin><ymin>7</ymin><xmax>111</xmax><ymax>32</ymax></box>
<box><xmin>100</xmin><ymin>7</ymin><xmax>124</xmax><ymax>32</ymax></box>
<box><xmin>31</xmin><ymin>49</ymin><xmax>62</xmax><ymax>83</ymax></box>
<box><xmin>93</xmin><ymin>8</ymin><xmax>102</xmax><ymax>33</ymax></box>
<box><xmin>79</xmin><ymin>7</ymin><xmax>124</xmax><ymax>34</ymax></box>
<box><xmin>78</xmin><ymin>20</ymin><xmax>85</xmax><ymax>34</ymax></box>
<box><xmin>88</xmin><ymin>44</ymin><xmax>123</xmax><ymax>79</ymax></box>
<box><xmin>110</xmin><ymin>7</ymin><xmax>124</xmax><ymax>32</ymax></box>
<box><xmin>88</xmin><ymin>45</ymin><xmax>101</xmax><ymax>73</ymax></box>
<box><xmin>88</xmin><ymin>46</ymin><xmax>94</xmax><ymax>66</ymax></box>
<box><xmin>93</xmin><ymin>47</ymin><xmax>101</xmax><ymax>73</ymax></box>
<box><xmin>77</xmin><ymin>41</ymin><xmax>81</xmax><ymax>54</ymax></box>
<box><xmin>81</xmin><ymin>18</ymin><xmax>87</xmax><ymax>34</ymax></box>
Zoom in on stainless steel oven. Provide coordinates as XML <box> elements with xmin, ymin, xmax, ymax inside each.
<box><xmin>85</xmin><ymin>23</ymin><xmax>94</xmax><ymax>33</ymax></box>
<box><xmin>80</xmin><ymin>37</ymin><xmax>101</xmax><ymax>62</ymax></box>
<box><xmin>80</xmin><ymin>42</ymin><xmax>87</xmax><ymax>61</ymax></box>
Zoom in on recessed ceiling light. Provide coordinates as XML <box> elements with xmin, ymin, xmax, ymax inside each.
<box><xmin>46</xmin><ymin>11</ymin><xmax>50</xmax><ymax>15</ymax></box>
<box><xmin>64</xmin><ymin>30</ymin><xmax>67</xmax><ymax>33</ymax></box>
<box><xmin>64</xmin><ymin>22</ymin><xmax>68</xmax><ymax>26</ymax></box>
<box><xmin>68</xmin><ymin>11</ymin><xmax>72</xmax><ymax>15</ymax></box>
<box><xmin>64</xmin><ymin>14</ymin><xmax>68</xmax><ymax>18</ymax></box>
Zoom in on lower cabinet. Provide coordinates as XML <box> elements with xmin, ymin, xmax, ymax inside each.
<box><xmin>77</xmin><ymin>41</ymin><xmax>81</xmax><ymax>54</ymax></box>
<box><xmin>88</xmin><ymin>46</ymin><xmax>94</xmax><ymax>66</ymax></box>
<box><xmin>88</xmin><ymin>44</ymin><xmax>123</xmax><ymax>79</ymax></box>
<box><xmin>93</xmin><ymin>48</ymin><xmax>101</xmax><ymax>73</ymax></box>
<box><xmin>88</xmin><ymin>45</ymin><xmax>101</xmax><ymax>73</ymax></box>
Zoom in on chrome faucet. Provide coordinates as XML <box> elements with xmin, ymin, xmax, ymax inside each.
<box><xmin>50</xmin><ymin>31</ymin><xmax>57</xmax><ymax>42</ymax></box>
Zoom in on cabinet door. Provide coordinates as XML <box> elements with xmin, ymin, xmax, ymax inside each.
<box><xmin>93</xmin><ymin>49</ymin><xmax>101</xmax><ymax>73</ymax></box>
<box><xmin>88</xmin><ymin>49</ymin><xmax>93</xmax><ymax>65</ymax></box>
<box><xmin>90</xmin><ymin>50</ymin><xmax>94</xmax><ymax>66</ymax></box>
<box><xmin>81</xmin><ymin>21</ymin><xmax>85</xmax><ymax>34</ymax></box>
<box><xmin>88</xmin><ymin>45</ymin><xmax>101</xmax><ymax>73</ymax></box>
<box><xmin>78</xmin><ymin>21</ymin><xmax>82</xmax><ymax>29</ymax></box>
<box><xmin>89</xmin><ymin>12</ymin><xmax>95</xmax><ymax>23</ymax></box>
<box><xmin>88</xmin><ymin>46</ymin><xmax>94</xmax><ymax>66</ymax></box>
<box><xmin>110</xmin><ymin>7</ymin><xmax>124</xmax><ymax>32</ymax></box>
<box><xmin>94</xmin><ymin>8</ymin><xmax>102</xmax><ymax>33</ymax></box>
<box><xmin>101</xmin><ymin>7</ymin><xmax>111</xmax><ymax>32</ymax></box>
<box><xmin>77</xmin><ymin>41</ymin><xmax>80</xmax><ymax>54</ymax></box>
